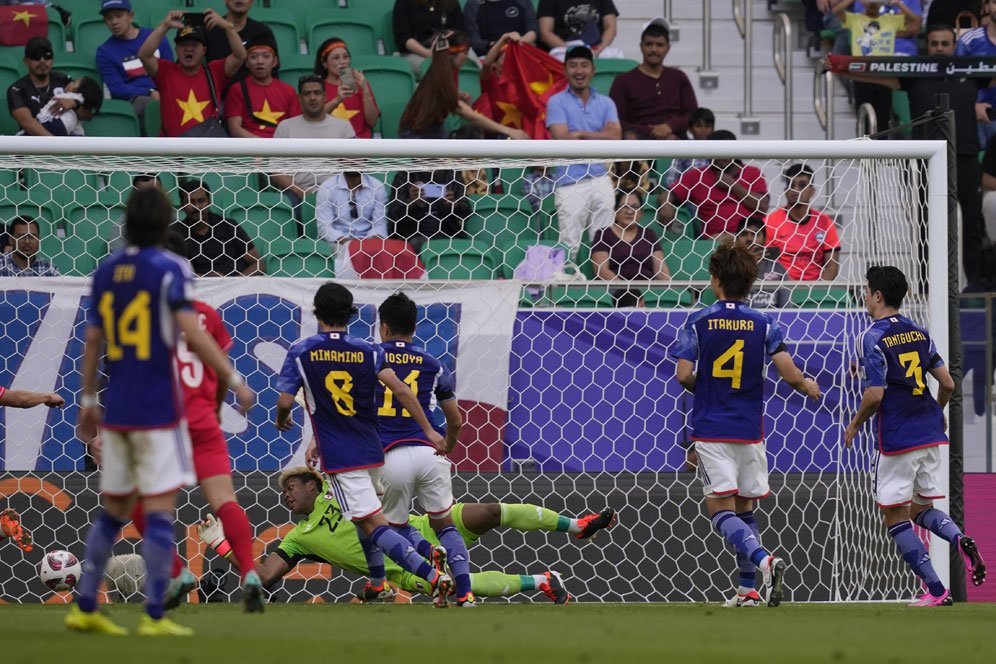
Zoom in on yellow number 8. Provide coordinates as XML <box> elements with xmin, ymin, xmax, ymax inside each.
<box><xmin>325</xmin><ymin>370</ymin><xmax>356</xmax><ymax>416</ymax></box>
<box><xmin>712</xmin><ymin>339</ymin><xmax>745</xmax><ymax>389</ymax></box>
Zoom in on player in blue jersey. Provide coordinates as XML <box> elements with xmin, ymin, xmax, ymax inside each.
<box><xmin>673</xmin><ymin>244</ymin><xmax>820</xmax><ymax>608</ymax></box>
<box><xmin>844</xmin><ymin>266</ymin><xmax>986</xmax><ymax>606</ymax></box>
<box><xmin>275</xmin><ymin>283</ymin><xmax>455</xmax><ymax>607</ymax></box>
<box><xmin>367</xmin><ymin>292</ymin><xmax>476</xmax><ymax>606</ymax></box>
<box><xmin>66</xmin><ymin>187</ymin><xmax>255</xmax><ymax>636</ymax></box>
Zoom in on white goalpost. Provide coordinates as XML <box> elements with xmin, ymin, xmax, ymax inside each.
<box><xmin>0</xmin><ymin>137</ymin><xmax>949</xmax><ymax>604</ymax></box>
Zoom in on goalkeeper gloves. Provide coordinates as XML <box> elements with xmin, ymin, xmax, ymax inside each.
<box><xmin>198</xmin><ymin>514</ymin><xmax>232</xmax><ymax>559</ymax></box>
<box><xmin>1</xmin><ymin>508</ymin><xmax>33</xmax><ymax>552</ymax></box>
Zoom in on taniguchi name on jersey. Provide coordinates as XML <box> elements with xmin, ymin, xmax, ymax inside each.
<box><xmin>881</xmin><ymin>330</ymin><xmax>926</xmax><ymax>348</ymax></box>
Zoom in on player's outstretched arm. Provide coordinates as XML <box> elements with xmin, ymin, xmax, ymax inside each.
<box><xmin>843</xmin><ymin>387</ymin><xmax>884</xmax><ymax>447</ymax></box>
<box><xmin>675</xmin><ymin>359</ymin><xmax>696</xmax><ymax>393</ymax></box>
<box><xmin>439</xmin><ymin>399</ymin><xmax>462</xmax><ymax>454</ymax></box>
<box><xmin>928</xmin><ymin>365</ymin><xmax>956</xmax><ymax>410</ymax></box>
<box><xmin>77</xmin><ymin>325</ymin><xmax>104</xmax><ymax>444</ymax></box>
<box><xmin>771</xmin><ymin>351</ymin><xmax>821</xmax><ymax>400</ymax></box>
<box><xmin>198</xmin><ymin>515</ymin><xmax>289</xmax><ymax>589</ymax></box>
<box><xmin>378</xmin><ymin>367</ymin><xmax>446</xmax><ymax>451</ymax></box>
<box><xmin>0</xmin><ymin>389</ymin><xmax>64</xmax><ymax>409</ymax></box>
<box><xmin>176</xmin><ymin>310</ymin><xmax>253</xmax><ymax>414</ymax></box>
<box><xmin>275</xmin><ymin>392</ymin><xmax>297</xmax><ymax>431</ymax></box>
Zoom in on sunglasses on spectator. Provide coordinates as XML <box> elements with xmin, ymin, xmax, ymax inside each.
<box><xmin>28</xmin><ymin>52</ymin><xmax>53</xmax><ymax>61</ymax></box>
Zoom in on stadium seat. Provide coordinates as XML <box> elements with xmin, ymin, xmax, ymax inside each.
<box><xmin>41</xmin><ymin>234</ymin><xmax>101</xmax><ymax>276</ymax></box>
<box><xmin>420</xmin><ymin>238</ymin><xmax>500</xmax><ymax>279</ymax></box>
<box><xmin>642</xmin><ymin>287</ymin><xmax>696</xmax><ymax>308</ymax></box>
<box><xmin>465</xmin><ymin>194</ymin><xmax>534</xmax><ymax>247</ymax></box>
<box><xmin>699</xmin><ymin>289</ymin><xmax>717</xmax><ymax>306</ymax></box>
<box><xmin>63</xmin><ymin>193</ymin><xmax>128</xmax><ymax>244</ymax></box>
<box><xmin>47</xmin><ymin>8</ymin><xmax>69</xmax><ymax>53</ymax></box>
<box><xmin>307</xmin><ymin>14</ymin><xmax>378</xmax><ymax>57</ymax></box>
<box><xmin>351</xmin><ymin>55</ymin><xmax>415</xmax><ymax>138</ymax></box>
<box><xmin>51</xmin><ymin>53</ymin><xmax>101</xmax><ymax>86</ymax></box>
<box><xmin>0</xmin><ymin>61</ymin><xmax>23</xmax><ymax>135</ymax></box>
<box><xmin>790</xmin><ymin>286</ymin><xmax>855</xmax><ymax>309</ymax></box>
<box><xmin>664</xmin><ymin>238</ymin><xmax>716</xmax><ymax>282</ymax></box>
<box><xmin>266</xmin><ymin>237</ymin><xmax>334</xmax><ymax>277</ymax></box>
<box><xmin>546</xmin><ymin>285</ymin><xmax>615</xmax><ymax>308</ymax></box>
<box><xmin>85</xmin><ymin>99</ymin><xmax>141</xmax><ymax>137</ymax></box>
<box><xmin>226</xmin><ymin>191</ymin><xmax>297</xmax><ymax>246</ymax></box>
<box><xmin>102</xmin><ymin>171</ymin><xmax>181</xmax><ymax>207</ymax></box>
<box><xmin>0</xmin><ymin>191</ymin><xmax>61</xmax><ymax>236</ymax></box>
<box><xmin>72</xmin><ymin>17</ymin><xmax>112</xmax><ymax>60</ymax></box>
<box><xmin>252</xmin><ymin>9</ymin><xmax>302</xmax><ymax>58</ymax></box>
<box><xmin>143</xmin><ymin>98</ymin><xmax>161</xmax><ymax>136</ymax></box>
<box><xmin>277</xmin><ymin>53</ymin><xmax>315</xmax><ymax>89</ymax></box>
<box><xmin>182</xmin><ymin>172</ymin><xmax>256</xmax><ymax>216</ymax></box>
<box><xmin>590</xmin><ymin>58</ymin><xmax>638</xmax><ymax>95</ymax></box>
<box><xmin>25</xmin><ymin>169</ymin><xmax>100</xmax><ymax>213</ymax></box>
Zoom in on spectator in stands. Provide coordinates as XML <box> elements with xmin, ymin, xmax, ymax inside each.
<box><xmin>611</xmin><ymin>130</ymin><xmax>652</xmax><ymax>196</ymax></box>
<box><xmin>176</xmin><ymin>180</ymin><xmax>264</xmax><ymax>277</ymax></box>
<box><xmin>832</xmin><ymin>23</ymin><xmax>991</xmax><ymax>281</ymax></box>
<box><xmin>522</xmin><ymin>165</ymin><xmax>555</xmax><ymax>213</ymax></box>
<box><xmin>398</xmin><ymin>32</ymin><xmax>529</xmax><ymax>139</ymax></box>
<box><xmin>110</xmin><ymin>174</ymin><xmax>175</xmax><ymax>251</ymax></box>
<box><xmin>956</xmin><ymin>0</ymin><xmax>996</xmax><ymax>146</ymax></box>
<box><xmin>205</xmin><ymin>0</ymin><xmax>275</xmax><ymax>82</ymax></box>
<box><xmin>0</xmin><ymin>217</ymin><xmax>59</xmax><ymax>276</ymax></box>
<box><xmin>980</xmin><ymin>131</ymin><xmax>996</xmax><ymax>242</ymax></box>
<box><xmin>464</xmin><ymin>0</ymin><xmax>538</xmax><ymax>56</ymax></box>
<box><xmin>315</xmin><ymin>171</ymin><xmax>388</xmax><ymax>276</ymax></box>
<box><xmin>546</xmin><ymin>45</ymin><xmax>621</xmax><ymax>260</ymax></box>
<box><xmin>388</xmin><ymin>171</ymin><xmax>471</xmax><ymax>251</ymax></box>
<box><xmin>609</xmin><ymin>20</ymin><xmax>697</xmax><ymax>140</ymax></box>
<box><xmin>224</xmin><ymin>34</ymin><xmax>299</xmax><ymax>138</ymax></box>
<box><xmin>591</xmin><ymin>189</ymin><xmax>670</xmax><ymax>307</ymax></box>
<box><xmin>537</xmin><ymin>0</ymin><xmax>622</xmax><ymax>59</ymax></box>
<box><xmin>927</xmin><ymin>0</ymin><xmax>982</xmax><ymax>34</ymax></box>
<box><xmin>270</xmin><ymin>75</ymin><xmax>355</xmax><ymax>204</ymax></box>
<box><xmin>734</xmin><ymin>215</ymin><xmax>790</xmax><ymax>308</ymax></box>
<box><xmin>139</xmin><ymin>10</ymin><xmax>247</xmax><ymax>137</ymax></box>
<box><xmin>662</xmin><ymin>107</ymin><xmax>714</xmax><ymax>189</ymax></box>
<box><xmin>832</xmin><ymin>0</ymin><xmax>923</xmax><ymax>130</ymax></box>
<box><xmin>451</xmin><ymin>124</ymin><xmax>491</xmax><ymax>193</ymax></box>
<box><xmin>96</xmin><ymin>0</ymin><xmax>173</xmax><ymax>122</ymax></box>
<box><xmin>764</xmin><ymin>164</ymin><xmax>840</xmax><ymax>282</ymax></box>
<box><xmin>657</xmin><ymin>130</ymin><xmax>769</xmax><ymax>239</ymax></box>
<box><xmin>7</xmin><ymin>37</ymin><xmax>91</xmax><ymax>137</ymax></box>
<box><xmin>394</xmin><ymin>0</ymin><xmax>467</xmax><ymax>78</ymax></box>
<box><xmin>314</xmin><ymin>37</ymin><xmax>380</xmax><ymax>139</ymax></box>
<box><xmin>28</xmin><ymin>77</ymin><xmax>103</xmax><ymax>136</ymax></box>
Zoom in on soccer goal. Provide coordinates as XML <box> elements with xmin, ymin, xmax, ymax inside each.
<box><xmin>0</xmin><ymin>136</ymin><xmax>950</xmax><ymax>604</ymax></box>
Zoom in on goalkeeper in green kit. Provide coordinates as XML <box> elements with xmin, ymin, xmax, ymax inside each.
<box><xmin>198</xmin><ymin>467</ymin><xmax>616</xmax><ymax>604</ymax></box>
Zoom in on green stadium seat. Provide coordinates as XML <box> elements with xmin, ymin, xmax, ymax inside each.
<box><xmin>72</xmin><ymin>17</ymin><xmax>112</xmax><ymax>61</ymax></box>
<box><xmin>25</xmin><ymin>169</ymin><xmax>100</xmax><ymax>213</ymax></box>
<box><xmin>642</xmin><ymin>287</ymin><xmax>696</xmax><ymax>308</ymax></box>
<box><xmin>0</xmin><ymin>168</ymin><xmax>21</xmax><ymax>188</ymax></box>
<box><xmin>664</xmin><ymin>238</ymin><xmax>716</xmax><ymax>282</ymax></box>
<box><xmin>226</xmin><ymin>191</ymin><xmax>297</xmax><ymax>246</ymax></box>
<box><xmin>180</xmin><ymin>172</ymin><xmax>256</xmax><ymax>216</ymax></box>
<box><xmin>790</xmin><ymin>286</ymin><xmax>855</xmax><ymax>309</ymax></box>
<box><xmin>0</xmin><ymin>62</ymin><xmax>23</xmax><ymax>135</ymax></box>
<box><xmin>63</xmin><ymin>193</ymin><xmax>128</xmax><ymax>244</ymax></box>
<box><xmin>47</xmin><ymin>8</ymin><xmax>69</xmax><ymax>53</ymax></box>
<box><xmin>266</xmin><ymin>237</ymin><xmax>334</xmax><ymax>277</ymax></box>
<box><xmin>547</xmin><ymin>285</ymin><xmax>615</xmax><ymax>308</ymax></box>
<box><xmin>253</xmin><ymin>9</ymin><xmax>302</xmax><ymax>58</ymax></box>
<box><xmin>591</xmin><ymin>58</ymin><xmax>638</xmax><ymax>95</ymax></box>
<box><xmin>83</xmin><ymin>99</ymin><xmax>140</xmax><ymax>137</ymax></box>
<box><xmin>465</xmin><ymin>194</ymin><xmax>534</xmax><ymax>247</ymax></box>
<box><xmin>350</xmin><ymin>55</ymin><xmax>414</xmax><ymax>138</ymax></box>
<box><xmin>307</xmin><ymin>14</ymin><xmax>378</xmax><ymax>57</ymax></box>
<box><xmin>699</xmin><ymin>289</ymin><xmax>718</xmax><ymax>306</ymax></box>
<box><xmin>0</xmin><ymin>191</ymin><xmax>61</xmax><ymax>236</ymax></box>
<box><xmin>41</xmin><ymin>234</ymin><xmax>102</xmax><ymax>276</ymax></box>
<box><xmin>50</xmin><ymin>53</ymin><xmax>101</xmax><ymax>86</ymax></box>
<box><xmin>277</xmin><ymin>53</ymin><xmax>315</xmax><ymax>89</ymax></box>
<box><xmin>421</xmin><ymin>238</ymin><xmax>500</xmax><ymax>279</ymax></box>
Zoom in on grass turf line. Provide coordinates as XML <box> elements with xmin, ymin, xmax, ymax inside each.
<box><xmin>1</xmin><ymin>603</ymin><xmax>995</xmax><ymax>663</ymax></box>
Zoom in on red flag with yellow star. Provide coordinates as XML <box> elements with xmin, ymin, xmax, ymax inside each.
<box><xmin>473</xmin><ymin>41</ymin><xmax>566</xmax><ymax>140</ymax></box>
<box><xmin>0</xmin><ymin>5</ymin><xmax>48</xmax><ymax>47</ymax></box>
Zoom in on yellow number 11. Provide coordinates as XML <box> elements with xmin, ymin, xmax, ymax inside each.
<box><xmin>378</xmin><ymin>370</ymin><xmax>421</xmax><ymax>417</ymax></box>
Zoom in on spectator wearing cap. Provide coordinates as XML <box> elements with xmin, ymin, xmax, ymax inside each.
<box><xmin>139</xmin><ymin>9</ymin><xmax>246</xmax><ymax>136</ymax></box>
<box><xmin>609</xmin><ymin>20</ymin><xmax>697</xmax><ymax>140</ymax></box>
<box><xmin>393</xmin><ymin>0</ymin><xmax>466</xmax><ymax>78</ymax></box>
<box><xmin>463</xmin><ymin>0</ymin><xmax>538</xmax><ymax>57</ymax></box>
<box><xmin>205</xmin><ymin>0</ymin><xmax>275</xmax><ymax>84</ymax></box>
<box><xmin>270</xmin><ymin>75</ymin><xmax>355</xmax><ymax>204</ymax></box>
<box><xmin>7</xmin><ymin>37</ymin><xmax>90</xmax><ymax>136</ymax></box>
<box><xmin>96</xmin><ymin>0</ymin><xmax>173</xmax><ymax>121</ymax></box>
<box><xmin>538</xmin><ymin>0</ymin><xmax>623</xmax><ymax>59</ymax></box>
<box><xmin>657</xmin><ymin>130</ymin><xmax>769</xmax><ymax>239</ymax></box>
<box><xmin>764</xmin><ymin>163</ymin><xmax>840</xmax><ymax>281</ymax></box>
<box><xmin>545</xmin><ymin>44</ymin><xmax>622</xmax><ymax>260</ymax></box>
<box><xmin>314</xmin><ymin>37</ymin><xmax>380</xmax><ymax>139</ymax></box>
<box><xmin>224</xmin><ymin>34</ymin><xmax>299</xmax><ymax>138</ymax></box>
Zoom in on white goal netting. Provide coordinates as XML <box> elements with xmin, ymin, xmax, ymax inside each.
<box><xmin>0</xmin><ymin>138</ymin><xmax>947</xmax><ymax>604</ymax></box>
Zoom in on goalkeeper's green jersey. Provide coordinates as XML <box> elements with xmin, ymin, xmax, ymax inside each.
<box><xmin>275</xmin><ymin>483</ymin><xmax>478</xmax><ymax>585</ymax></box>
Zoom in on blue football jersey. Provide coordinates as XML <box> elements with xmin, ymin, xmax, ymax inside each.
<box><xmin>376</xmin><ymin>340</ymin><xmax>456</xmax><ymax>451</ymax></box>
<box><xmin>672</xmin><ymin>301</ymin><xmax>787</xmax><ymax>443</ymax></box>
<box><xmin>276</xmin><ymin>332</ymin><xmax>385</xmax><ymax>472</ymax></box>
<box><xmin>860</xmin><ymin>315</ymin><xmax>948</xmax><ymax>455</ymax></box>
<box><xmin>87</xmin><ymin>246</ymin><xmax>193</xmax><ymax>429</ymax></box>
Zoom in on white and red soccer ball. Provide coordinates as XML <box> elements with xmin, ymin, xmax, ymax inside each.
<box><xmin>39</xmin><ymin>550</ymin><xmax>82</xmax><ymax>592</ymax></box>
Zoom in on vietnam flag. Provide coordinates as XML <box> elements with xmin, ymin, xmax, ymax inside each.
<box><xmin>473</xmin><ymin>41</ymin><xmax>567</xmax><ymax>139</ymax></box>
<box><xmin>0</xmin><ymin>5</ymin><xmax>48</xmax><ymax>47</ymax></box>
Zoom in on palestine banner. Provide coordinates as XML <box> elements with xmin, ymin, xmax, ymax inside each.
<box><xmin>827</xmin><ymin>55</ymin><xmax>996</xmax><ymax>78</ymax></box>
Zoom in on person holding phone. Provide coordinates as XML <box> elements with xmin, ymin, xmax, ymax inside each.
<box><xmin>313</xmin><ymin>37</ymin><xmax>380</xmax><ymax>139</ymax></box>
<box><xmin>388</xmin><ymin>171</ymin><xmax>471</xmax><ymax>251</ymax></box>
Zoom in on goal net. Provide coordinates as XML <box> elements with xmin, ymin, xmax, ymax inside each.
<box><xmin>0</xmin><ymin>137</ymin><xmax>949</xmax><ymax>604</ymax></box>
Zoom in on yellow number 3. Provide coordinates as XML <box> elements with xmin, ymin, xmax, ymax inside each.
<box><xmin>898</xmin><ymin>351</ymin><xmax>926</xmax><ymax>395</ymax></box>
<box><xmin>712</xmin><ymin>339</ymin><xmax>745</xmax><ymax>389</ymax></box>
<box><xmin>325</xmin><ymin>370</ymin><xmax>356</xmax><ymax>416</ymax></box>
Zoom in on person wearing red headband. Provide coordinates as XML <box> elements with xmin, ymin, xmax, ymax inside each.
<box><xmin>224</xmin><ymin>34</ymin><xmax>300</xmax><ymax>138</ymax></box>
<box><xmin>314</xmin><ymin>37</ymin><xmax>380</xmax><ymax>139</ymax></box>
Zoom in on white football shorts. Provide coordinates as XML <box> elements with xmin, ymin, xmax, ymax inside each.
<box><xmin>874</xmin><ymin>445</ymin><xmax>945</xmax><ymax>508</ymax></box>
<box><xmin>694</xmin><ymin>441</ymin><xmax>770</xmax><ymax>499</ymax></box>
<box><xmin>380</xmin><ymin>444</ymin><xmax>455</xmax><ymax>525</ymax></box>
<box><xmin>328</xmin><ymin>467</ymin><xmax>385</xmax><ymax>521</ymax></box>
<box><xmin>100</xmin><ymin>425</ymin><xmax>195</xmax><ymax>497</ymax></box>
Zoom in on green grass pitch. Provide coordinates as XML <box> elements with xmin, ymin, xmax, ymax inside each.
<box><xmin>2</xmin><ymin>602</ymin><xmax>995</xmax><ymax>663</ymax></box>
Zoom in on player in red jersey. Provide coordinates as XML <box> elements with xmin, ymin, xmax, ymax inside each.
<box><xmin>128</xmin><ymin>298</ymin><xmax>261</xmax><ymax>612</ymax></box>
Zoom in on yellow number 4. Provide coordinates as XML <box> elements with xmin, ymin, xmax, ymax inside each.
<box><xmin>898</xmin><ymin>351</ymin><xmax>925</xmax><ymax>395</ymax></box>
<box><xmin>712</xmin><ymin>339</ymin><xmax>745</xmax><ymax>389</ymax></box>
<box><xmin>378</xmin><ymin>370</ymin><xmax>420</xmax><ymax>417</ymax></box>
<box><xmin>325</xmin><ymin>370</ymin><xmax>356</xmax><ymax>416</ymax></box>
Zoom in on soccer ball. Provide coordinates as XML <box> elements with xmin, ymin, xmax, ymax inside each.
<box><xmin>39</xmin><ymin>550</ymin><xmax>82</xmax><ymax>592</ymax></box>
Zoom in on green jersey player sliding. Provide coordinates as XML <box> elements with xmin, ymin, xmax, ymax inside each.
<box><xmin>198</xmin><ymin>466</ymin><xmax>616</xmax><ymax>603</ymax></box>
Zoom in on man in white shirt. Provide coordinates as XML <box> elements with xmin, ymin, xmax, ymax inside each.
<box><xmin>315</xmin><ymin>172</ymin><xmax>388</xmax><ymax>278</ymax></box>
